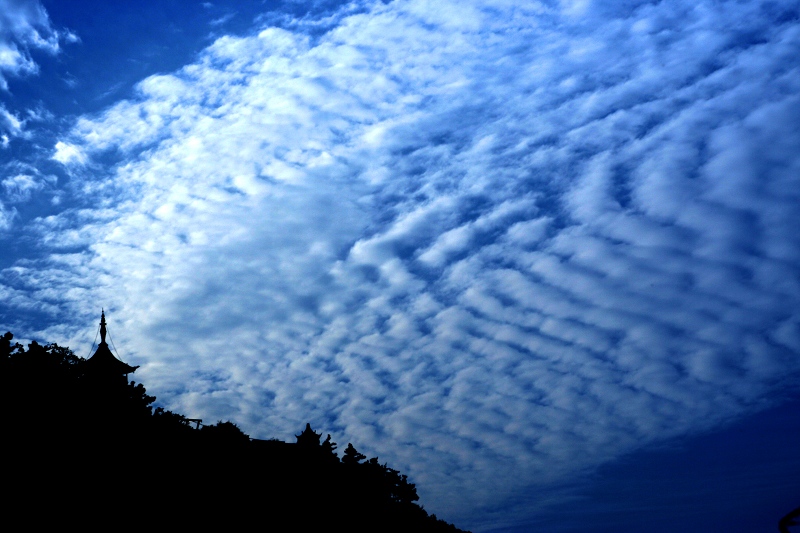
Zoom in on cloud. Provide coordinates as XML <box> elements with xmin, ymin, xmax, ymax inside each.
<box><xmin>7</xmin><ymin>0</ymin><xmax>800</xmax><ymax>529</ymax></box>
<box><xmin>0</xmin><ymin>104</ymin><xmax>22</xmax><ymax>134</ymax></box>
<box><xmin>2</xmin><ymin>172</ymin><xmax>47</xmax><ymax>202</ymax></box>
<box><xmin>0</xmin><ymin>0</ymin><xmax>75</xmax><ymax>152</ymax></box>
<box><xmin>0</xmin><ymin>202</ymin><xmax>15</xmax><ymax>229</ymax></box>
<box><xmin>51</xmin><ymin>141</ymin><xmax>87</xmax><ymax>166</ymax></box>
<box><xmin>0</xmin><ymin>0</ymin><xmax>70</xmax><ymax>89</ymax></box>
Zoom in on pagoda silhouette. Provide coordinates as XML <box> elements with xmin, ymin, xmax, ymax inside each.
<box><xmin>84</xmin><ymin>310</ymin><xmax>138</xmax><ymax>381</ymax></box>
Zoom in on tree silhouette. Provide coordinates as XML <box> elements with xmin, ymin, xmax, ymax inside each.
<box><xmin>201</xmin><ymin>420</ymin><xmax>251</xmax><ymax>445</ymax></box>
<box><xmin>343</xmin><ymin>442</ymin><xmax>367</xmax><ymax>465</ymax></box>
<box><xmin>0</xmin><ymin>329</ymin><xmax>470</xmax><ymax>532</ymax></box>
<box><xmin>780</xmin><ymin>506</ymin><xmax>800</xmax><ymax>533</ymax></box>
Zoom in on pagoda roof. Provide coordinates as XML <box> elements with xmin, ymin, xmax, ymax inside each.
<box><xmin>86</xmin><ymin>342</ymin><xmax>138</xmax><ymax>375</ymax></box>
<box><xmin>296</xmin><ymin>423</ymin><xmax>322</xmax><ymax>447</ymax></box>
<box><xmin>85</xmin><ymin>310</ymin><xmax>138</xmax><ymax>375</ymax></box>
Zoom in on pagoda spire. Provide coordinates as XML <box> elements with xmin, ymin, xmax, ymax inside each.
<box><xmin>100</xmin><ymin>308</ymin><xmax>107</xmax><ymax>345</ymax></box>
<box><xmin>86</xmin><ymin>309</ymin><xmax>138</xmax><ymax>378</ymax></box>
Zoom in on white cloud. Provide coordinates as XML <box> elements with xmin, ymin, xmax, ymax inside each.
<box><xmin>0</xmin><ymin>0</ymin><xmax>73</xmax><ymax>149</ymax></box>
<box><xmin>51</xmin><ymin>141</ymin><xmax>87</xmax><ymax>166</ymax></box>
<box><xmin>0</xmin><ymin>201</ymin><xmax>15</xmax><ymax>229</ymax></box>
<box><xmin>0</xmin><ymin>104</ymin><xmax>22</xmax><ymax>134</ymax></box>
<box><xmin>8</xmin><ymin>0</ymin><xmax>800</xmax><ymax>529</ymax></box>
<box><xmin>0</xmin><ymin>0</ymin><xmax>67</xmax><ymax>89</ymax></box>
<box><xmin>2</xmin><ymin>172</ymin><xmax>45</xmax><ymax>202</ymax></box>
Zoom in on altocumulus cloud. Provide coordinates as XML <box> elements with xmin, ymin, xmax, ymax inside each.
<box><xmin>6</xmin><ymin>0</ymin><xmax>800</xmax><ymax>529</ymax></box>
<box><xmin>0</xmin><ymin>0</ymin><xmax>75</xmax><ymax>227</ymax></box>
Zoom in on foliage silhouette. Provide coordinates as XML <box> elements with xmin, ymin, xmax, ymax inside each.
<box><xmin>343</xmin><ymin>442</ymin><xmax>368</xmax><ymax>465</ymax></box>
<box><xmin>0</xmin><ymin>330</ymin><xmax>469</xmax><ymax>532</ymax></box>
<box><xmin>780</xmin><ymin>506</ymin><xmax>800</xmax><ymax>533</ymax></box>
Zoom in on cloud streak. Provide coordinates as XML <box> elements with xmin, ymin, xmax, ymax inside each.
<box><xmin>0</xmin><ymin>0</ymin><xmax>63</xmax><ymax>85</ymax></box>
<box><xmin>4</xmin><ymin>0</ymin><xmax>799</xmax><ymax>529</ymax></box>
<box><xmin>0</xmin><ymin>0</ymin><xmax>76</xmax><ymax>227</ymax></box>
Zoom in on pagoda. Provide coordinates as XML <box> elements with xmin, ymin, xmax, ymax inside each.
<box><xmin>85</xmin><ymin>310</ymin><xmax>138</xmax><ymax>379</ymax></box>
<box><xmin>296</xmin><ymin>423</ymin><xmax>322</xmax><ymax>448</ymax></box>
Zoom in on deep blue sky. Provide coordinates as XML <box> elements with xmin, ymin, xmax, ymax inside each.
<box><xmin>1</xmin><ymin>1</ymin><xmax>799</xmax><ymax>530</ymax></box>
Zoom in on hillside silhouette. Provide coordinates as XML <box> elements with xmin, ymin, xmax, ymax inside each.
<box><xmin>0</xmin><ymin>326</ymin><xmax>469</xmax><ymax>531</ymax></box>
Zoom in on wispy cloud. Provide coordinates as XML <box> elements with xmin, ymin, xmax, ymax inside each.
<box><xmin>8</xmin><ymin>0</ymin><xmax>800</xmax><ymax>529</ymax></box>
<box><xmin>0</xmin><ymin>0</ymin><xmax>74</xmax><ymax>88</ymax></box>
<box><xmin>2</xmin><ymin>172</ymin><xmax>47</xmax><ymax>202</ymax></box>
<box><xmin>0</xmin><ymin>0</ymin><xmax>76</xmax><ymax>160</ymax></box>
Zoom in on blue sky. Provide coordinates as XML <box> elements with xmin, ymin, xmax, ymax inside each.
<box><xmin>1</xmin><ymin>0</ymin><xmax>799</xmax><ymax>530</ymax></box>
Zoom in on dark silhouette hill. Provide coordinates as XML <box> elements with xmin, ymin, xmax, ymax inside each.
<box><xmin>0</xmin><ymin>330</ymin><xmax>468</xmax><ymax>531</ymax></box>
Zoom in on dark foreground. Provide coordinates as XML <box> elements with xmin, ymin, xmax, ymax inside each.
<box><xmin>1</xmin><ymin>332</ymin><xmax>468</xmax><ymax>531</ymax></box>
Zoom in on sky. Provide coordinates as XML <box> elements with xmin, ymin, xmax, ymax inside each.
<box><xmin>1</xmin><ymin>0</ymin><xmax>799</xmax><ymax>530</ymax></box>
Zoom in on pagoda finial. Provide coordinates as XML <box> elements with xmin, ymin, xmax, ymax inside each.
<box><xmin>100</xmin><ymin>309</ymin><xmax>107</xmax><ymax>345</ymax></box>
